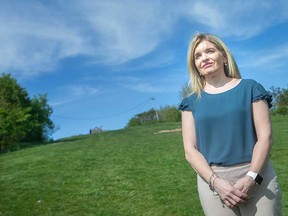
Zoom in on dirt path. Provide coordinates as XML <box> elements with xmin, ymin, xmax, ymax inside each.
<box><xmin>153</xmin><ymin>128</ymin><xmax>182</xmax><ymax>134</ymax></box>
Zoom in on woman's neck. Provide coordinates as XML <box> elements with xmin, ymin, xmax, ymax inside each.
<box><xmin>204</xmin><ymin>75</ymin><xmax>238</xmax><ymax>93</ymax></box>
<box><xmin>205</xmin><ymin>74</ymin><xmax>232</xmax><ymax>87</ymax></box>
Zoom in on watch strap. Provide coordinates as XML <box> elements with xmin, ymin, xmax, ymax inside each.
<box><xmin>247</xmin><ymin>171</ymin><xmax>263</xmax><ymax>185</ymax></box>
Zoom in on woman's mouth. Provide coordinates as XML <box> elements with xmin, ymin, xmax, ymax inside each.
<box><xmin>202</xmin><ymin>62</ymin><xmax>213</xmax><ymax>68</ymax></box>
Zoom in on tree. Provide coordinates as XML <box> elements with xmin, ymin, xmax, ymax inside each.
<box><xmin>0</xmin><ymin>107</ymin><xmax>30</xmax><ymax>151</ymax></box>
<box><xmin>179</xmin><ymin>82</ymin><xmax>191</xmax><ymax>100</ymax></box>
<box><xmin>0</xmin><ymin>74</ymin><xmax>31</xmax><ymax>150</ymax></box>
<box><xmin>126</xmin><ymin>109</ymin><xmax>158</xmax><ymax>127</ymax></box>
<box><xmin>126</xmin><ymin>105</ymin><xmax>181</xmax><ymax>128</ymax></box>
<box><xmin>159</xmin><ymin>105</ymin><xmax>181</xmax><ymax>122</ymax></box>
<box><xmin>23</xmin><ymin>94</ymin><xmax>55</xmax><ymax>142</ymax></box>
<box><xmin>0</xmin><ymin>73</ymin><xmax>55</xmax><ymax>151</ymax></box>
<box><xmin>269</xmin><ymin>86</ymin><xmax>288</xmax><ymax>115</ymax></box>
<box><xmin>0</xmin><ymin>74</ymin><xmax>30</xmax><ymax>107</ymax></box>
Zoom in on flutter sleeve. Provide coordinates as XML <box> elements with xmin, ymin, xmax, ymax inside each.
<box><xmin>178</xmin><ymin>97</ymin><xmax>191</xmax><ymax>111</ymax></box>
<box><xmin>252</xmin><ymin>83</ymin><xmax>273</xmax><ymax>108</ymax></box>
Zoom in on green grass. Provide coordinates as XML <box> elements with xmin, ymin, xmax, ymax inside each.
<box><xmin>0</xmin><ymin>118</ymin><xmax>287</xmax><ymax>216</ymax></box>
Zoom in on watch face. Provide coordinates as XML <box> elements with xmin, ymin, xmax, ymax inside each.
<box><xmin>255</xmin><ymin>174</ymin><xmax>263</xmax><ymax>185</ymax></box>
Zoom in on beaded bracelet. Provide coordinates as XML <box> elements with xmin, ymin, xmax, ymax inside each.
<box><xmin>208</xmin><ymin>172</ymin><xmax>218</xmax><ymax>191</ymax></box>
<box><xmin>212</xmin><ymin>176</ymin><xmax>219</xmax><ymax>190</ymax></box>
<box><xmin>208</xmin><ymin>172</ymin><xmax>216</xmax><ymax>188</ymax></box>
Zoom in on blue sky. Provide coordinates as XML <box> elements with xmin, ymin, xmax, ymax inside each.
<box><xmin>1</xmin><ymin>0</ymin><xmax>288</xmax><ymax>140</ymax></box>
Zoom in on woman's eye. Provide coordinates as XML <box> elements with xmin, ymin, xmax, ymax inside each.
<box><xmin>206</xmin><ymin>49</ymin><xmax>214</xmax><ymax>53</ymax></box>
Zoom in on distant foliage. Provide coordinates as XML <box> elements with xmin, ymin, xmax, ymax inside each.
<box><xmin>179</xmin><ymin>82</ymin><xmax>191</xmax><ymax>100</ymax></box>
<box><xmin>158</xmin><ymin>105</ymin><xmax>181</xmax><ymax>122</ymax></box>
<box><xmin>269</xmin><ymin>86</ymin><xmax>288</xmax><ymax>115</ymax></box>
<box><xmin>89</xmin><ymin>127</ymin><xmax>103</xmax><ymax>134</ymax></box>
<box><xmin>0</xmin><ymin>73</ymin><xmax>56</xmax><ymax>152</ymax></box>
<box><xmin>127</xmin><ymin>109</ymin><xmax>158</xmax><ymax>127</ymax></box>
<box><xmin>126</xmin><ymin>106</ymin><xmax>181</xmax><ymax>127</ymax></box>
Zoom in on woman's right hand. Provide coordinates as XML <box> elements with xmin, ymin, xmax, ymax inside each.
<box><xmin>213</xmin><ymin>177</ymin><xmax>249</xmax><ymax>208</ymax></box>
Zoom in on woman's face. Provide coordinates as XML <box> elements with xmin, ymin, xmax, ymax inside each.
<box><xmin>194</xmin><ymin>40</ymin><xmax>226</xmax><ymax>77</ymax></box>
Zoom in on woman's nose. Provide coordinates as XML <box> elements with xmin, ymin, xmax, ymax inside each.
<box><xmin>201</xmin><ymin>53</ymin><xmax>209</xmax><ymax>61</ymax></box>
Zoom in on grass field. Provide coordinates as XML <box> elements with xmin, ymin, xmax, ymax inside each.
<box><xmin>0</xmin><ymin>117</ymin><xmax>287</xmax><ymax>215</ymax></box>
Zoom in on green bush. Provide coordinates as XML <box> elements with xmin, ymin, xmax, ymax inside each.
<box><xmin>270</xmin><ymin>86</ymin><xmax>288</xmax><ymax>115</ymax></box>
<box><xmin>159</xmin><ymin>105</ymin><xmax>181</xmax><ymax>122</ymax></box>
<box><xmin>126</xmin><ymin>106</ymin><xmax>181</xmax><ymax>127</ymax></box>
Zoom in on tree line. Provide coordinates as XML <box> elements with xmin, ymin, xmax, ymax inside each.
<box><xmin>0</xmin><ymin>73</ymin><xmax>55</xmax><ymax>152</ymax></box>
<box><xmin>126</xmin><ymin>105</ymin><xmax>181</xmax><ymax>127</ymax></box>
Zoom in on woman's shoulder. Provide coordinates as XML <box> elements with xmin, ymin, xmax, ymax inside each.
<box><xmin>178</xmin><ymin>93</ymin><xmax>198</xmax><ymax>111</ymax></box>
<box><xmin>240</xmin><ymin>78</ymin><xmax>258</xmax><ymax>85</ymax></box>
<box><xmin>238</xmin><ymin>79</ymin><xmax>262</xmax><ymax>90</ymax></box>
<box><xmin>240</xmin><ymin>79</ymin><xmax>272</xmax><ymax>107</ymax></box>
<box><xmin>183</xmin><ymin>92</ymin><xmax>198</xmax><ymax>102</ymax></box>
<box><xmin>240</xmin><ymin>79</ymin><xmax>268</xmax><ymax>90</ymax></box>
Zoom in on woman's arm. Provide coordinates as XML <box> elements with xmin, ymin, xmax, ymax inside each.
<box><xmin>181</xmin><ymin>111</ymin><xmax>248</xmax><ymax>207</ymax></box>
<box><xmin>181</xmin><ymin>110</ymin><xmax>212</xmax><ymax>182</ymax></box>
<box><xmin>234</xmin><ymin>100</ymin><xmax>272</xmax><ymax>193</ymax></box>
<box><xmin>250</xmin><ymin>100</ymin><xmax>272</xmax><ymax>172</ymax></box>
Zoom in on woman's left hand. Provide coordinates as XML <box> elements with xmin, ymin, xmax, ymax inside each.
<box><xmin>233</xmin><ymin>176</ymin><xmax>255</xmax><ymax>197</ymax></box>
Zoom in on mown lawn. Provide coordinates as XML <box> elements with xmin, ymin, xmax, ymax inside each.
<box><xmin>0</xmin><ymin>117</ymin><xmax>287</xmax><ymax>216</ymax></box>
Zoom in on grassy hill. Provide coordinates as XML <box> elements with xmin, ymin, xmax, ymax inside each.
<box><xmin>0</xmin><ymin>118</ymin><xmax>287</xmax><ymax>215</ymax></box>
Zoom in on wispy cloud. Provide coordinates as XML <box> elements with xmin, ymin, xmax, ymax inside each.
<box><xmin>114</xmin><ymin>76</ymin><xmax>165</xmax><ymax>93</ymax></box>
<box><xmin>238</xmin><ymin>44</ymin><xmax>288</xmax><ymax>71</ymax></box>
<box><xmin>67</xmin><ymin>0</ymin><xmax>176</xmax><ymax>64</ymax></box>
<box><xmin>0</xmin><ymin>1</ymin><xmax>91</xmax><ymax>77</ymax></box>
<box><xmin>50</xmin><ymin>84</ymin><xmax>99</xmax><ymax>107</ymax></box>
<box><xmin>122</xmin><ymin>82</ymin><xmax>166</xmax><ymax>93</ymax></box>
<box><xmin>180</xmin><ymin>0</ymin><xmax>288</xmax><ymax>38</ymax></box>
<box><xmin>1</xmin><ymin>0</ymin><xmax>288</xmax><ymax>78</ymax></box>
<box><xmin>66</xmin><ymin>85</ymin><xmax>99</xmax><ymax>96</ymax></box>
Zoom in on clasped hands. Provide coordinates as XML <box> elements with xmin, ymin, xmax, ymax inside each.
<box><xmin>213</xmin><ymin>176</ymin><xmax>255</xmax><ymax>208</ymax></box>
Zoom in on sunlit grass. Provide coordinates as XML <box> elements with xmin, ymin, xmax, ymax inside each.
<box><xmin>0</xmin><ymin>118</ymin><xmax>287</xmax><ymax>215</ymax></box>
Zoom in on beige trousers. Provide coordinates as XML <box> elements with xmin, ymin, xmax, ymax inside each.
<box><xmin>197</xmin><ymin>161</ymin><xmax>282</xmax><ymax>216</ymax></box>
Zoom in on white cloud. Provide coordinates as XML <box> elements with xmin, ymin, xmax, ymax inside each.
<box><xmin>0</xmin><ymin>0</ymin><xmax>177</xmax><ymax>77</ymax></box>
<box><xmin>1</xmin><ymin>0</ymin><xmax>288</xmax><ymax>78</ymax></box>
<box><xmin>238</xmin><ymin>44</ymin><xmax>288</xmax><ymax>71</ymax></box>
<box><xmin>189</xmin><ymin>2</ymin><xmax>225</xmax><ymax>29</ymax></box>
<box><xmin>114</xmin><ymin>75</ymin><xmax>163</xmax><ymax>93</ymax></box>
<box><xmin>180</xmin><ymin>0</ymin><xmax>288</xmax><ymax>38</ymax></box>
<box><xmin>63</xmin><ymin>85</ymin><xmax>99</xmax><ymax>97</ymax></box>
<box><xmin>50</xmin><ymin>98</ymin><xmax>76</xmax><ymax>108</ymax></box>
<box><xmin>0</xmin><ymin>1</ymin><xmax>91</xmax><ymax>77</ymax></box>
<box><xmin>67</xmin><ymin>0</ymin><xmax>176</xmax><ymax>64</ymax></box>
<box><xmin>50</xmin><ymin>84</ymin><xmax>99</xmax><ymax>107</ymax></box>
<box><xmin>122</xmin><ymin>82</ymin><xmax>165</xmax><ymax>93</ymax></box>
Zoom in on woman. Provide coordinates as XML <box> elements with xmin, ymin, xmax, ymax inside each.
<box><xmin>179</xmin><ymin>33</ymin><xmax>282</xmax><ymax>215</ymax></box>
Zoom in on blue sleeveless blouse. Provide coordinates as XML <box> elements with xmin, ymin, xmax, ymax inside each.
<box><xmin>178</xmin><ymin>79</ymin><xmax>272</xmax><ymax>166</ymax></box>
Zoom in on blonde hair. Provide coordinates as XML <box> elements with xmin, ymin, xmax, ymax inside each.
<box><xmin>187</xmin><ymin>33</ymin><xmax>241</xmax><ymax>97</ymax></box>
